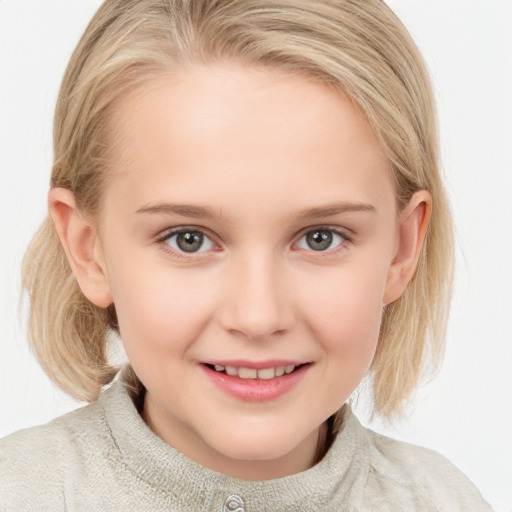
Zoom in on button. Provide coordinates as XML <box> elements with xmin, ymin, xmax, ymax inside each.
<box><xmin>223</xmin><ymin>495</ymin><xmax>245</xmax><ymax>512</ymax></box>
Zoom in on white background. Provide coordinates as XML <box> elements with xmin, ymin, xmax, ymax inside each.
<box><xmin>1</xmin><ymin>1</ymin><xmax>511</xmax><ymax>510</ymax></box>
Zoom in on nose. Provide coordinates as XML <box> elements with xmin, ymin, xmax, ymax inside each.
<box><xmin>218</xmin><ymin>251</ymin><xmax>295</xmax><ymax>341</ymax></box>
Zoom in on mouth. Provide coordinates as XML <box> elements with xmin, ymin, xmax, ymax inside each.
<box><xmin>200</xmin><ymin>361</ymin><xmax>312</xmax><ymax>402</ymax></box>
<box><xmin>203</xmin><ymin>363</ymin><xmax>307</xmax><ymax>380</ymax></box>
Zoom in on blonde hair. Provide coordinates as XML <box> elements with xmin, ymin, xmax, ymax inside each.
<box><xmin>23</xmin><ymin>0</ymin><xmax>453</xmax><ymax>417</ymax></box>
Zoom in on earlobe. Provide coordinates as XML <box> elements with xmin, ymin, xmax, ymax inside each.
<box><xmin>383</xmin><ymin>190</ymin><xmax>432</xmax><ymax>305</ymax></box>
<box><xmin>48</xmin><ymin>187</ymin><xmax>113</xmax><ymax>308</ymax></box>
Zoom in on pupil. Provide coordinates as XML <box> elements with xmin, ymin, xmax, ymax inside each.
<box><xmin>177</xmin><ymin>231</ymin><xmax>203</xmax><ymax>252</ymax></box>
<box><xmin>307</xmin><ymin>230</ymin><xmax>332</xmax><ymax>251</ymax></box>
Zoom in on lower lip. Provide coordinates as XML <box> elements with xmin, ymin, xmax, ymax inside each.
<box><xmin>200</xmin><ymin>364</ymin><xmax>310</xmax><ymax>403</ymax></box>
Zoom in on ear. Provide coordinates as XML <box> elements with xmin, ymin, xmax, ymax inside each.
<box><xmin>383</xmin><ymin>190</ymin><xmax>432</xmax><ymax>305</ymax></box>
<box><xmin>48</xmin><ymin>187</ymin><xmax>113</xmax><ymax>308</ymax></box>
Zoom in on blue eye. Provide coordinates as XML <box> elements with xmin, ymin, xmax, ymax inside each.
<box><xmin>164</xmin><ymin>229</ymin><xmax>214</xmax><ymax>253</ymax></box>
<box><xmin>297</xmin><ymin>229</ymin><xmax>346</xmax><ymax>252</ymax></box>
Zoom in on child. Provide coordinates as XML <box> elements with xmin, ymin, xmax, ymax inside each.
<box><xmin>0</xmin><ymin>0</ymin><xmax>494</xmax><ymax>510</ymax></box>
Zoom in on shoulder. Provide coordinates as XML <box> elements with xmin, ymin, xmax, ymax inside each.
<box><xmin>356</xmin><ymin>422</ymin><xmax>493</xmax><ymax>511</ymax></box>
<box><xmin>0</xmin><ymin>399</ymin><xmax>106</xmax><ymax>511</ymax></box>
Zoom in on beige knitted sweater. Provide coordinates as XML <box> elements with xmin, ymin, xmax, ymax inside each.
<box><xmin>0</xmin><ymin>379</ymin><xmax>492</xmax><ymax>511</ymax></box>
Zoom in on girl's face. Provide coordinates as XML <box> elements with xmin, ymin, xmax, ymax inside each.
<box><xmin>89</xmin><ymin>64</ymin><xmax>423</xmax><ymax>480</ymax></box>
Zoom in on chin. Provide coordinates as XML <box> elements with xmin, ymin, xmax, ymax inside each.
<box><xmin>206</xmin><ymin>425</ymin><xmax>311</xmax><ymax>462</ymax></box>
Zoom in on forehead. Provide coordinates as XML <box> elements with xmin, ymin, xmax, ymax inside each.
<box><xmin>103</xmin><ymin>64</ymin><xmax>395</xmax><ymax>220</ymax></box>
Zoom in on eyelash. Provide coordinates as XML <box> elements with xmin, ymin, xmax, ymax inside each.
<box><xmin>156</xmin><ymin>226</ymin><xmax>353</xmax><ymax>261</ymax></box>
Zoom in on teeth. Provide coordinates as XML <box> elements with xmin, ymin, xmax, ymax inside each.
<box><xmin>257</xmin><ymin>368</ymin><xmax>275</xmax><ymax>380</ymax></box>
<box><xmin>239</xmin><ymin>367</ymin><xmax>258</xmax><ymax>379</ymax></box>
<box><xmin>211</xmin><ymin>364</ymin><xmax>299</xmax><ymax>379</ymax></box>
<box><xmin>225</xmin><ymin>366</ymin><xmax>238</xmax><ymax>376</ymax></box>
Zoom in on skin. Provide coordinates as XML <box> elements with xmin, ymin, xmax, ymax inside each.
<box><xmin>49</xmin><ymin>64</ymin><xmax>431</xmax><ymax>481</ymax></box>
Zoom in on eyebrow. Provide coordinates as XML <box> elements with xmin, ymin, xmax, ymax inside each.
<box><xmin>298</xmin><ymin>201</ymin><xmax>376</xmax><ymax>219</ymax></box>
<box><xmin>135</xmin><ymin>201</ymin><xmax>376</xmax><ymax>220</ymax></box>
<box><xmin>136</xmin><ymin>203</ymin><xmax>222</xmax><ymax>219</ymax></box>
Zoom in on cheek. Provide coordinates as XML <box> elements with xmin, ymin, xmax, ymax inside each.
<box><xmin>297</xmin><ymin>260</ymin><xmax>387</xmax><ymax>357</ymax></box>
<box><xmin>107</xmin><ymin>258</ymin><xmax>217</xmax><ymax>357</ymax></box>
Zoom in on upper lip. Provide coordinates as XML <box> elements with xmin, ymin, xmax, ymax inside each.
<box><xmin>202</xmin><ymin>360</ymin><xmax>310</xmax><ymax>370</ymax></box>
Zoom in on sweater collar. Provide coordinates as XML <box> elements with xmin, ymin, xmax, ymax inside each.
<box><xmin>100</xmin><ymin>377</ymin><xmax>369</xmax><ymax>510</ymax></box>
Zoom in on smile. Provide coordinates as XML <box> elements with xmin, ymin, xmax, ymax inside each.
<box><xmin>206</xmin><ymin>364</ymin><xmax>300</xmax><ymax>380</ymax></box>
<box><xmin>200</xmin><ymin>361</ymin><xmax>311</xmax><ymax>402</ymax></box>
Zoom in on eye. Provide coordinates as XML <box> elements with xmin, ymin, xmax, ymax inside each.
<box><xmin>296</xmin><ymin>228</ymin><xmax>347</xmax><ymax>252</ymax></box>
<box><xmin>163</xmin><ymin>228</ymin><xmax>215</xmax><ymax>254</ymax></box>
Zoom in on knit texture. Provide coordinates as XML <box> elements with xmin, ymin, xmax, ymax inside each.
<box><xmin>0</xmin><ymin>378</ymin><xmax>493</xmax><ymax>512</ymax></box>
